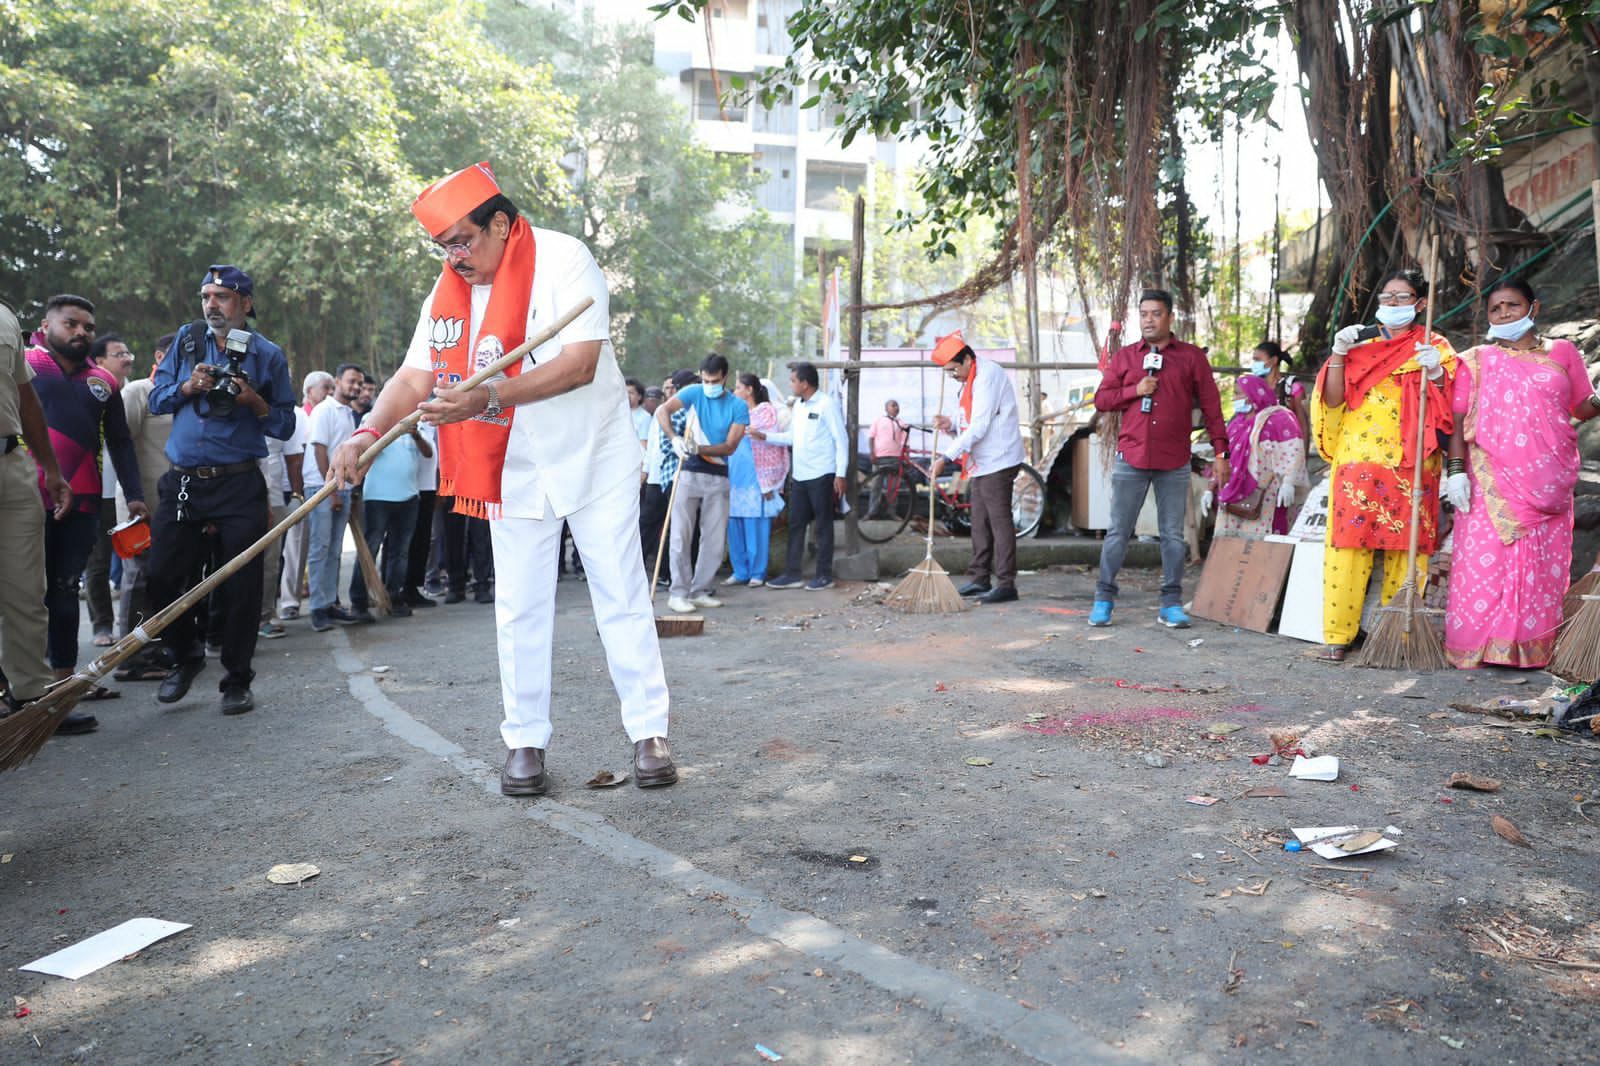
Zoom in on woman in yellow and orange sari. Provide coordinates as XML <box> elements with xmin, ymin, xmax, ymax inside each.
<box><xmin>1311</xmin><ymin>268</ymin><xmax>1455</xmax><ymax>661</ymax></box>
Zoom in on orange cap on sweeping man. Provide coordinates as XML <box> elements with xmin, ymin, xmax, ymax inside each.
<box><xmin>328</xmin><ymin>160</ymin><xmax>679</xmax><ymax>798</ymax></box>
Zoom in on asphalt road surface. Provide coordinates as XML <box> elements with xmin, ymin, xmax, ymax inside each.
<box><xmin>5</xmin><ymin>563</ymin><xmax>1598</xmax><ymax>1064</ymax></box>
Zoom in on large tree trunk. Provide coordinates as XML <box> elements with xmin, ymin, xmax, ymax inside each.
<box><xmin>1291</xmin><ymin>0</ymin><xmax>1397</xmax><ymax>356</ymax></box>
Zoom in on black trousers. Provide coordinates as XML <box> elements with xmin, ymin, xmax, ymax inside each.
<box><xmin>783</xmin><ymin>474</ymin><xmax>836</xmax><ymax>581</ymax></box>
<box><xmin>442</xmin><ymin>504</ymin><xmax>493</xmax><ymax>593</ymax></box>
<box><xmin>405</xmin><ymin>490</ymin><xmax>437</xmax><ymax>592</ymax></box>
<box><xmin>43</xmin><ymin>509</ymin><xmax>99</xmax><ymax>670</ymax></box>
<box><xmin>145</xmin><ymin>466</ymin><xmax>269</xmax><ymax>688</ymax></box>
<box><xmin>639</xmin><ymin>482</ymin><xmax>668</xmax><ymax>579</ymax></box>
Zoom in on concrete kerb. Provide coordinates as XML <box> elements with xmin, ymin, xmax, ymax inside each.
<box><xmin>327</xmin><ymin>629</ymin><xmax>1134</xmax><ymax>1066</ymax></box>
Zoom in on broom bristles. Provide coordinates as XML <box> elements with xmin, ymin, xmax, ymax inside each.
<box><xmin>884</xmin><ymin>554</ymin><xmax>966</xmax><ymax>614</ymax></box>
<box><xmin>1563</xmin><ymin>569</ymin><xmax>1600</xmax><ymax>624</ymax></box>
<box><xmin>1551</xmin><ymin>595</ymin><xmax>1600</xmax><ymax>681</ymax></box>
<box><xmin>1352</xmin><ymin>583</ymin><xmax>1448</xmax><ymax>671</ymax></box>
<box><xmin>0</xmin><ymin>673</ymin><xmax>104</xmax><ymax>769</ymax></box>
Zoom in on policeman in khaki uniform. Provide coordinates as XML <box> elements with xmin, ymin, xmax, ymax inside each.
<box><xmin>0</xmin><ymin>300</ymin><xmax>73</xmax><ymax>717</ymax></box>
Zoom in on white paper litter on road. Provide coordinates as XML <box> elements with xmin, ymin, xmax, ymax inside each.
<box><xmin>1290</xmin><ymin>825</ymin><xmax>1399</xmax><ymax>860</ymax></box>
<box><xmin>21</xmin><ymin>919</ymin><xmax>191</xmax><ymax>979</ymax></box>
<box><xmin>1288</xmin><ymin>755</ymin><xmax>1340</xmax><ymax>781</ymax></box>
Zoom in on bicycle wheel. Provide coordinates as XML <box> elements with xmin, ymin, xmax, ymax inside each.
<box><xmin>1012</xmin><ymin>463</ymin><xmax>1047</xmax><ymax>539</ymax></box>
<box><xmin>856</xmin><ymin>466</ymin><xmax>917</xmax><ymax>544</ymax></box>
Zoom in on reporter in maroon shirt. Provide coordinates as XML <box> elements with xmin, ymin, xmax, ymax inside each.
<box><xmin>1089</xmin><ymin>290</ymin><xmax>1229</xmax><ymax>628</ymax></box>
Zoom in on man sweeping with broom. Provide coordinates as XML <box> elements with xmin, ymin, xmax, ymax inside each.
<box><xmin>928</xmin><ymin>333</ymin><xmax>1028</xmax><ymax>604</ymax></box>
<box><xmin>329</xmin><ymin>162</ymin><xmax>675</xmax><ymax>796</ymax></box>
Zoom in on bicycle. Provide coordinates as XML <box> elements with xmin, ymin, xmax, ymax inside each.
<box><xmin>854</xmin><ymin>426</ymin><xmax>1046</xmax><ymax>545</ymax></box>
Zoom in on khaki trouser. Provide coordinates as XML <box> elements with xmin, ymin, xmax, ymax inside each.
<box><xmin>0</xmin><ymin>448</ymin><xmax>51</xmax><ymax>698</ymax></box>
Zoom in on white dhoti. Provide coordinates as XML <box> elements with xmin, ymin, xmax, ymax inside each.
<box><xmin>489</xmin><ymin>469</ymin><xmax>669</xmax><ymax>751</ymax></box>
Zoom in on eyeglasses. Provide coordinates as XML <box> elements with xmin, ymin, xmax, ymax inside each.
<box><xmin>1376</xmin><ymin>293</ymin><xmax>1419</xmax><ymax>306</ymax></box>
<box><xmin>428</xmin><ymin>229</ymin><xmax>488</xmax><ymax>259</ymax></box>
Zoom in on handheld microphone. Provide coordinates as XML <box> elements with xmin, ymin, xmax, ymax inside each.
<box><xmin>1140</xmin><ymin>350</ymin><xmax>1164</xmax><ymax>414</ymax></box>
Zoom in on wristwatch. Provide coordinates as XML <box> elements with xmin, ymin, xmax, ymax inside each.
<box><xmin>483</xmin><ymin>382</ymin><xmax>504</xmax><ymax>418</ymax></box>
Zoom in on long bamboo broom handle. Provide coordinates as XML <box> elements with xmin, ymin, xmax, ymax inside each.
<box><xmin>71</xmin><ymin>297</ymin><xmax>595</xmax><ymax>683</ymax></box>
<box><xmin>1401</xmin><ymin>235</ymin><xmax>1440</xmax><ymax>626</ymax></box>
<box><xmin>649</xmin><ymin>456</ymin><xmax>684</xmax><ymax>598</ymax></box>
<box><xmin>926</xmin><ymin>370</ymin><xmax>946</xmax><ymax>554</ymax></box>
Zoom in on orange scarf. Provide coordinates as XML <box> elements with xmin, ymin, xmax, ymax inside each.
<box><xmin>426</xmin><ymin>218</ymin><xmax>537</xmax><ymax>518</ymax></box>
<box><xmin>1318</xmin><ymin>324</ymin><xmax>1453</xmax><ymax>469</ymax></box>
<box><xmin>957</xmin><ymin>362</ymin><xmax>976</xmax><ymax>474</ymax></box>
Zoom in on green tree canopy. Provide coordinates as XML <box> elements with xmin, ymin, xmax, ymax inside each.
<box><xmin>1</xmin><ymin>0</ymin><xmax>572</xmax><ymax>378</ymax></box>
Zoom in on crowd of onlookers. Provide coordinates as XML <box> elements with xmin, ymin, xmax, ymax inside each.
<box><xmin>0</xmin><ymin>273</ymin><xmax>868</xmax><ymax>735</ymax></box>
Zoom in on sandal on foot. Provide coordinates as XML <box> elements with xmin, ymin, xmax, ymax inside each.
<box><xmin>82</xmin><ymin>685</ymin><xmax>122</xmax><ymax>701</ymax></box>
<box><xmin>1316</xmin><ymin>644</ymin><xmax>1348</xmax><ymax>663</ymax></box>
<box><xmin>113</xmin><ymin>664</ymin><xmax>170</xmax><ymax>682</ymax></box>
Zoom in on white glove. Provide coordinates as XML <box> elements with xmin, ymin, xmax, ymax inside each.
<box><xmin>1276</xmin><ymin>480</ymin><xmax>1296</xmax><ymax>508</ymax></box>
<box><xmin>671</xmin><ymin>436</ymin><xmax>695</xmax><ymax>459</ymax></box>
<box><xmin>1446</xmin><ymin>472</ymin><xmax>1471</xmax><ymax>513</ymax></box>
<box><xmin>1415</xmin><ymin>343</ymin><xmax>1444</xmax><ymax>380</ymax></box>
<box><xmin>1200</xmin><ymin>490</ymin><xmax>1214</xmax><ymax>517</ymax></box>
<box><xmin>1332</xmin><ymin>324</ymin><xmax>1365</xmax><ymax>356</ymax></box>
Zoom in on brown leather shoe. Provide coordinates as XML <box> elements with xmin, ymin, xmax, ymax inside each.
<box><xmin>632</xmin><ymin>737</ymin><xmax>678</xmax><ymax>788</ymax></box>
<box><xmin>501</xmin><ymin>747</ymin><xmax>547</xmax><ymax>796</ymax></box>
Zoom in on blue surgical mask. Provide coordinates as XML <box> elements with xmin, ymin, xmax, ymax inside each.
<box><xmin>1376</xmin><ymin>304</ymin><xmax>1418</xmax><ymax>329</ymax></box>
<box><xmin>1233</xmin><ymin>398</ymin><xmax>1252</xmax><ymax>416</ymax></box>
<box><xmin>702</xmin><ymin>383</ymin><xmax>725</xmax><ymax>399</ymax></box>
<box><xmin>1487</xmin><ymin>315</ymin><xmax>1535</xmax><ymax>342</ymax></box>
<box><xmin>1250</xmin><ymin>361</ymin><xmax>1271</xmax><ymax>377</ymax></box>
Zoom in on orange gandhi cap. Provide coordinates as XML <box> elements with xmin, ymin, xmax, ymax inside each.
<box><xmin>931</xmin><ymin>332</ymin><xmax>971</xmax><ymax>366</ymax></box>
<box><xmin>411</xmin><ymin>161</ymin><xmax>502</xmax><ymax>237</ymax></box>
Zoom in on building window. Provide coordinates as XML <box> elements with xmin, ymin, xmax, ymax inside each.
<box><xmin>757</xmin><ymin>0</ymin><xmax>798</xmax><ymax>54</ymax></box>
<box><xmin>753</xmin><ymin>89</ymin><xmax>797</xmax><ymax>135</ymax></box>
<box><xmin>695</xmin><ymin>74</ymin><xmax>747</xmax><ymax>123</ymax></box>
<box><xmin>753</xmin><ymin>147</ymin><xmax>796</xmax><ymax>213</ymax></box>
<box><xmin>804</xmin><ymin>162</ymin><xmax>867</xmax><ymax>211</ymax></box>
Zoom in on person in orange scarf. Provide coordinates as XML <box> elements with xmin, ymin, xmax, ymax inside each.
<box><xmin>1311</xmin><ymin>267</ymin><xmax>1455</xmax><ymax>661</ymax></box>
<box><xmin>329</xmin><ymin>162</ymin><xmax>675</xmax><ymax>796</ymax></box>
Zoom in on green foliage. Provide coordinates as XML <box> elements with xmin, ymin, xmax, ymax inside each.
<box><xmin>482</xmin><ymin>3</ymin><xmax>794</xmax><ymax>385</ymax></box>
<box><xmin>0</xmin><ymin>0</ymin><xmax>573</xmax><ymax>379</ymax></box>
<box><xmin>862</xmin><ymin>168</ymin><xmax>1014</xmax><ymax>348</ymax></box>
<box><xmin>650</xmin><ymin>0</ymin><xmax>1284</xmax><ymax>264</ymax></box>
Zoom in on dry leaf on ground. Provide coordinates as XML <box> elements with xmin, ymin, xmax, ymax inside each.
<box><xmin>1490</xmin><ymin>815</ymin><xmax>1532</xmax><ymax>848</ymax></box>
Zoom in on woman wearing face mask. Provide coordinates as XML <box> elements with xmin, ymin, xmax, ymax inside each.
<box><xmin>1252</xmin><ymin>341</ymin><xmax>1310</xmax><ymax>443</ymax></box>
<box><xmin>1311</xmin><ymin>267</ymin><xmax>1456</xmax><ymax>662</ymax></box>
<box><xmin>725</xmin><ymin>373</ymin><xmax>787</xmax><ymax>587</ymax></box>
<box><xmin>1202</xmin><ymin>374</ymin><xmax>1307</xmax><ymax>539</ymax></box>
<box><xmin>1442</xmin><ymin>279</ymin><xmax>1600</xmax><ymax>669</ymax></box>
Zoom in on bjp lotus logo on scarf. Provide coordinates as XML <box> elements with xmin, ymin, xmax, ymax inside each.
<box><xmin>428</xmin><ymin>317</ymin><xmax>465</xmax><ymax>355</ymax></box>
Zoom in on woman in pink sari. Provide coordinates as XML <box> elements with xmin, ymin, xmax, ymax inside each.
<box><xmin>1206</xmin><ymin>373</ymin><xmax>1307</xmax><ymax>539</ymax></box>
<box><xmin>1444</xmin><ymin>279</ymin><xmax>1600</xmax><ymax>669</ymax></box>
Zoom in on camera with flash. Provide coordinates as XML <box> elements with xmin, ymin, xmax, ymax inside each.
<box><xmin>206</xmin><ymin>328</ymin><xmax>252</xmax><ymax>418</ymax></box>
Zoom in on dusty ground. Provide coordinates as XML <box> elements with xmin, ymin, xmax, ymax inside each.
<box><xmin>4</xmin><ymin>558</ymin><xmax>1599</xmax><ymax>1064</ymax></box>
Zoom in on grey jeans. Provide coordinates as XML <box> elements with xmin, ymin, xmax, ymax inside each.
<box><xmin>1095</xmin><ymin>456</ymin><xmax>1189</xmax><ymax>608</ymax></box>
<box><xmin>668</xmin><ymin>470</ymin><xmax>730</xmax><ymax>598</ymax></box>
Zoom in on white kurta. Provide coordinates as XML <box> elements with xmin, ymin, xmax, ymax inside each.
<box><xmin>401</xmin><ymin>227</ymin><xmax>669</xmax><ymax>750</ymax></box>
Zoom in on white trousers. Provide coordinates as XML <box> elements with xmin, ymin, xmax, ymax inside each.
<box><xmin>490</xmin><ymin>471</ymin><xmax>670</xmax><ymax>751</ymax></box>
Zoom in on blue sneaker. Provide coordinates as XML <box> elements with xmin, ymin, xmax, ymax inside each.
<box><xmin>1159</xmin><ymin>605</ymin><xmax>1192</xmax><ymax>629</ymax></box>
<box><xmin>1088</xmin><ymin>601</ymin><xmax>1113</xmax><ymax>627</ymax></box>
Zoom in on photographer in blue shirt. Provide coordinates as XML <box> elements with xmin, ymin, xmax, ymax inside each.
<box><xmin>145</xmin><ymin>265</ymin><xmax>295</xmax><ymax>715</ymax></box>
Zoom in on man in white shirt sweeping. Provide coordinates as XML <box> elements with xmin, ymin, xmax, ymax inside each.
<box><xmin>329</xmin><ymin>161</ymin><xmax>674</xmax><ymax>797</ymax></box>
<box><xmin>929</xmin><ymin>332</ymin><xmax>1027</xmax><ymax>604</ymax></box>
